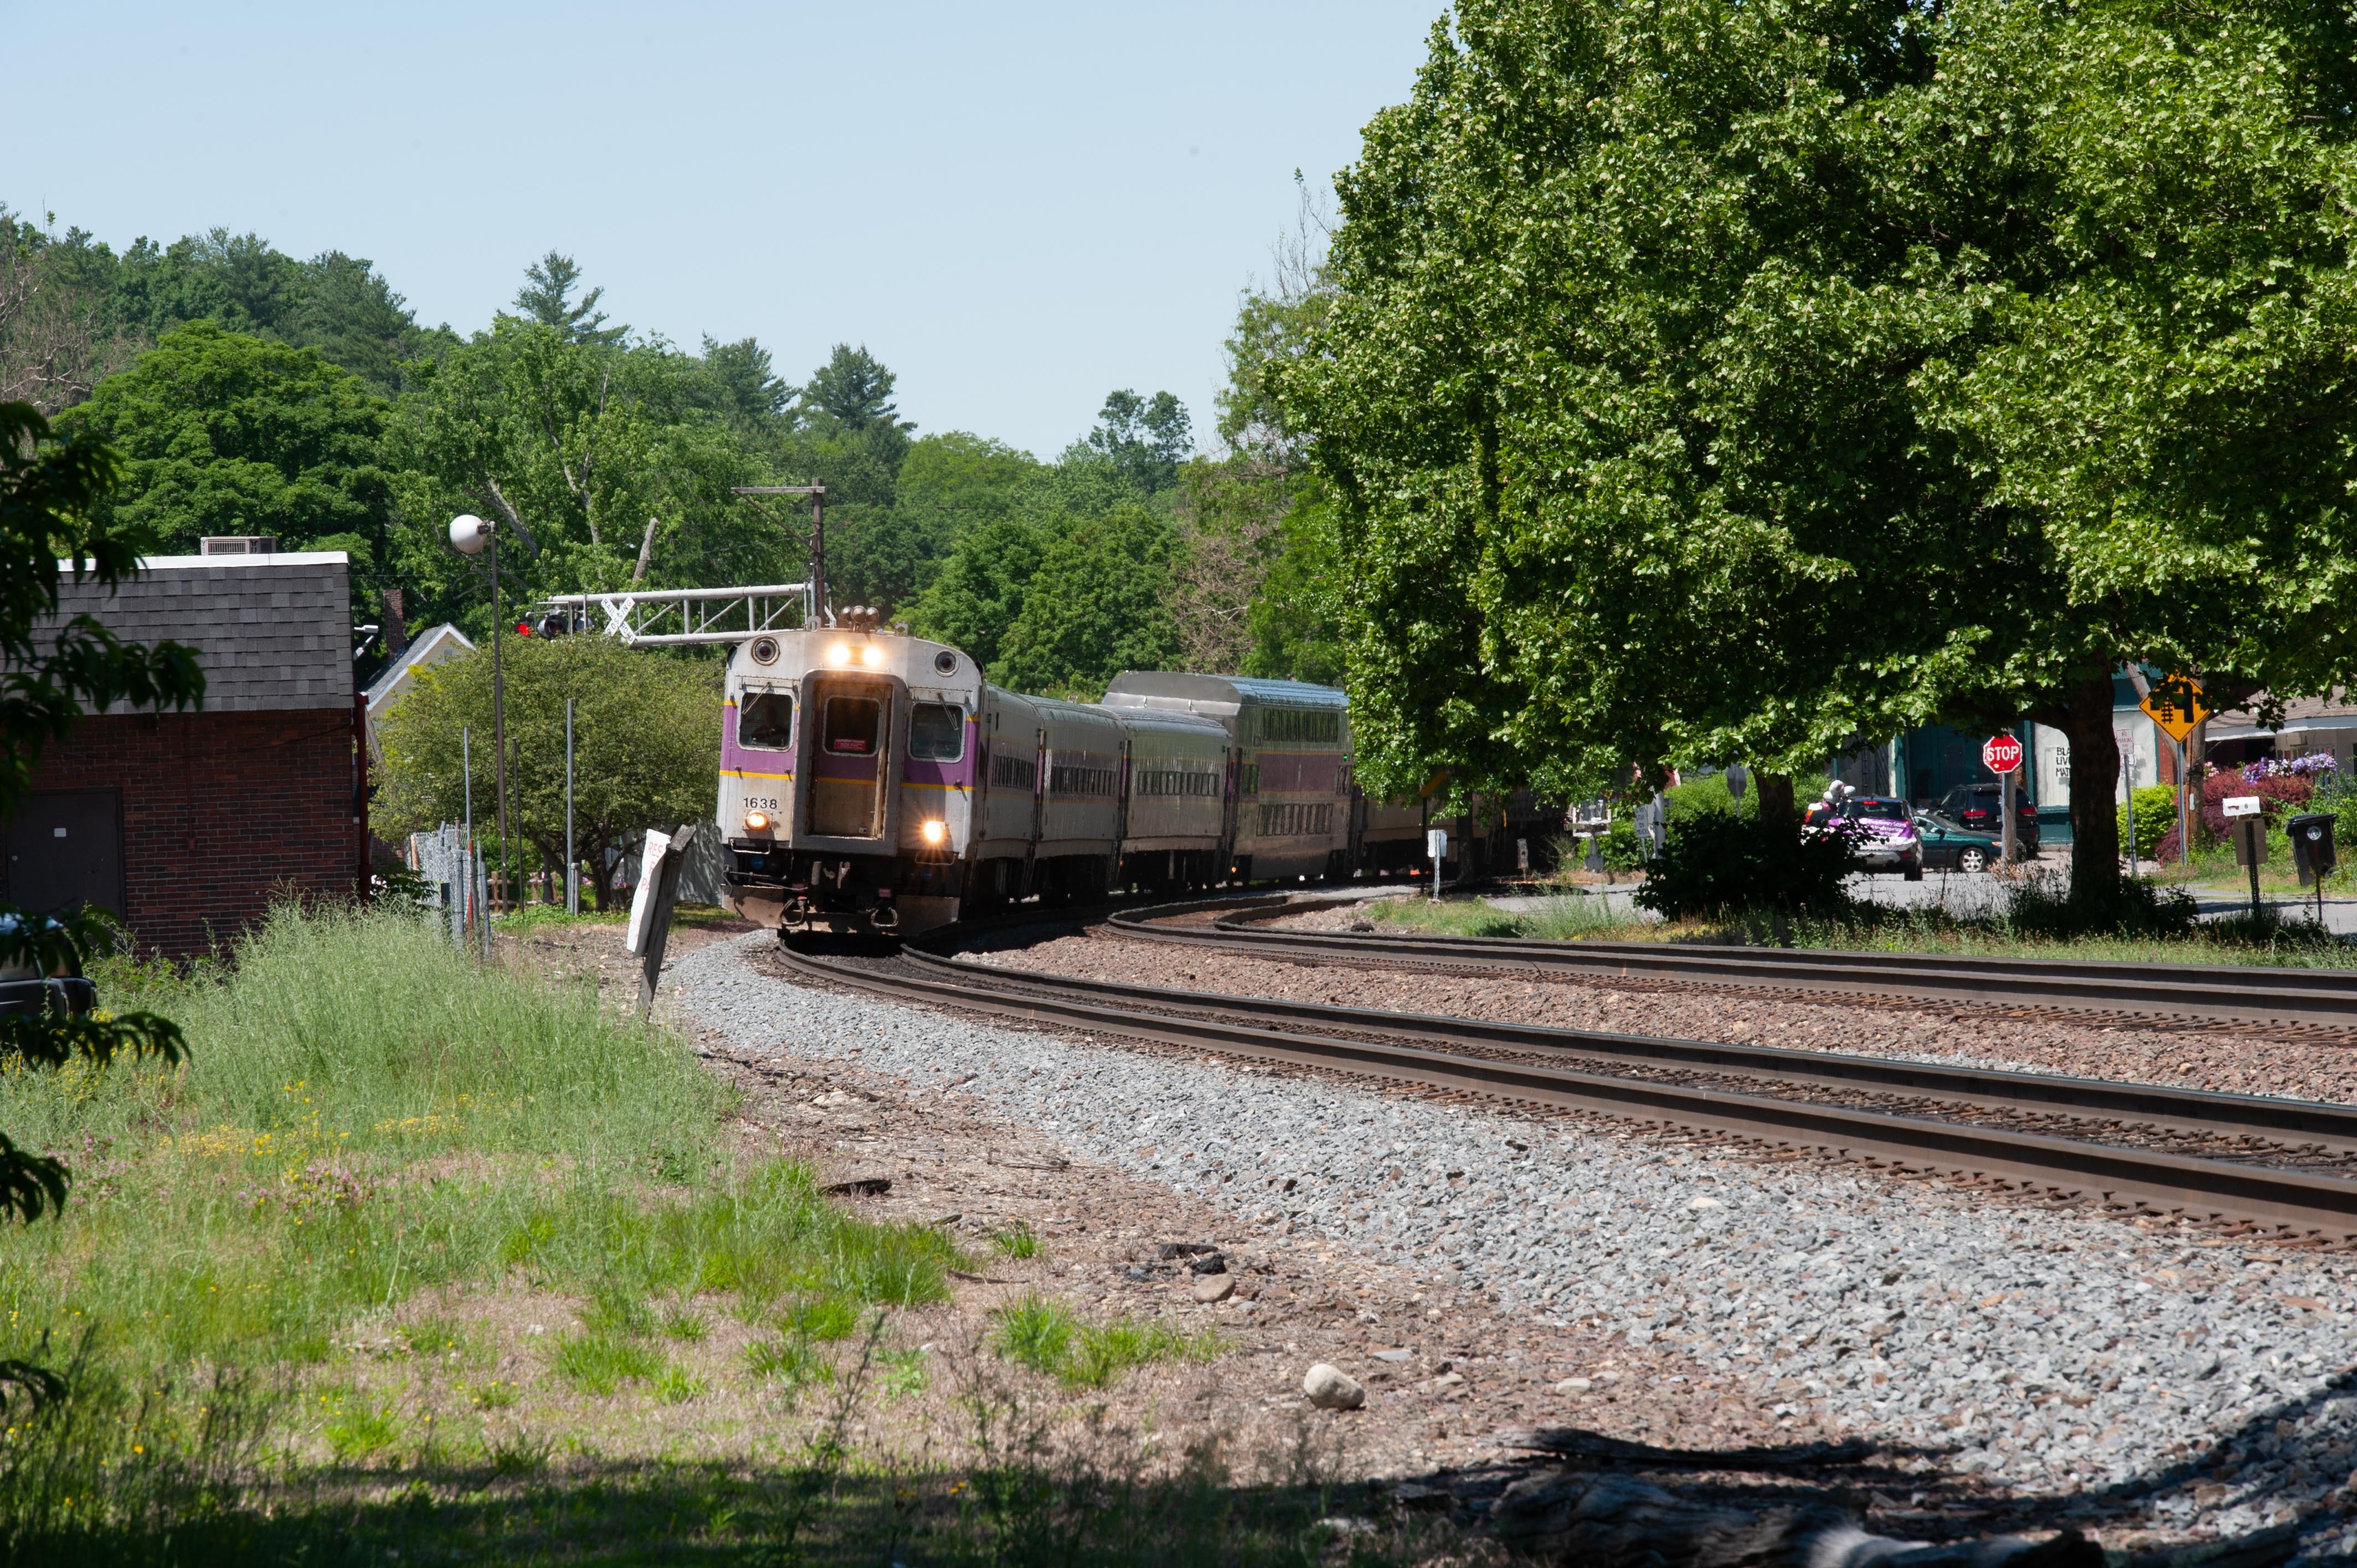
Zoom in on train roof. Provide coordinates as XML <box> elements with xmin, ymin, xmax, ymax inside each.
<box><xmin>1101</xmin><ymin>670</ymin><xmax>1348</xmax><ymax>716</ymax></box>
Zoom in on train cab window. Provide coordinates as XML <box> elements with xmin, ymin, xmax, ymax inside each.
<box><xmin>738</xmin><ymin>692</ymin><xmax>794</xmax><ymax>750</ymax></box>
<box><xmin>822</xmin><ymin>696</ymin><xmax>882</xmax><ymax>755</ymax></box>
<box><xmin>909</xmin><ymin>703</ymin><xmax>965</xmax><ymax>762</ymax></box>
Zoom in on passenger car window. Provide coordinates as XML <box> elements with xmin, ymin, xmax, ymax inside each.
<box><xmin>738</xmin><ymin>692</ymin><xmax>794</xmax><ymax>750</ymax></box>
<box><xmin>823</xmin><ymin>697</ymin><xmax>882</xmax><ymax>755</ymax></box>
<box><xmin>909</xmin><ymin>703</ymin><xmax>965</xmax><ymax>762</ymax></box>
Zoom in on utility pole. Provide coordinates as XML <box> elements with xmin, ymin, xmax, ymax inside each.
<box><xmin>731</xmin><ymin>484</ymin><xmax>828</xmax><ymax>625</ymax></box>
<box><xmin>565</xmin><ymin>697</ymin><xmax>578</xmax><ymax>916</ymax></box>
<box><xmin>447</xmin><ymin>514</ymin><xmax>513</xmax><ymax>912</ymax></box>
<box><xmin>491</xmin><ymin>525</ymin><xmax>511</xmax><ymax>910</ymax></box>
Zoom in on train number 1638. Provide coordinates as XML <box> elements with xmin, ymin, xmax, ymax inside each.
<box><xmin>742</xmin><ymin>796</ymin><xmax>780</xmax><ymax>813</ymax></box>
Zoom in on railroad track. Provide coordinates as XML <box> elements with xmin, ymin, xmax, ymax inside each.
<box><xmin>767</xmin><ymin>900</ymin><xmax>2357</xmax><ymax>1241</ymax></box>
<box><xmin>1107</xmin><ymin>896</ymin><xmax>2357</xmax><ymax>1032</ymax></box>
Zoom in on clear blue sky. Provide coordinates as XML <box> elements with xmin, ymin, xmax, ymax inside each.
<box><xmin>6</xmin><ymin>1</ymin><xmax>1444</xmax><ymax>458</ymax></box>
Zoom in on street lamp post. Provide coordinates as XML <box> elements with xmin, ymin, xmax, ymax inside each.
<box><xmin>449</xmin><ymin>514</ymin><xmax>512</xmax><ymax>911</ymax></box>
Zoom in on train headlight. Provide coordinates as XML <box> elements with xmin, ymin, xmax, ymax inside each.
<box><xmin>860</xmin><ymin>643</ymin><xmax>884</xmax><ymax>668</ymax></box>
<box><xmin>827</xmin><ymin>642</ymin><xmax>851</xmax><ymax>666</ymax></box>
<box><xmin>920</xmin><ymin>819</ymin><xmax>946</xmax><ymax>845</ymax></box>
<box><xmin>744</xmin><ymin>810</ymin><xmax>771</xmax><ymax>832</ymax></box>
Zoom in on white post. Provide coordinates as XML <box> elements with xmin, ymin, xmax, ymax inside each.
<box><xmin>462</xmin><ymin>725</ymin><xmax>474</xmax><ymax>945</ymax></box>
<box><xmin>1427</xmin><ymin>827</ymin><xmax>1448</xmax><ymax>901</ymax></box>
<box><xmin>565</xmin><ymin>698</ymin><xmax>578</xmax><ymax>916</ymax></box>
<box><xmin>2176</xmin><ymin>739</ymin><xmax>2191</xmax><ymax>865</ymax></box>
<box><xmin>2121</xmin><ymin>726</ymin><xmax>2140</xmax><ymax>879</ymax></box>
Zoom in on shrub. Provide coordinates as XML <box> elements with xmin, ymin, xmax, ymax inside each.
<box><xmin>1599</xmin><ymin>818</ymin><xmax>1648</xmax><ymax>873</ymax></box>
<box><xmin>2198</xmin><ymin>767</ymin><xmax>2309</xmax><ymax>839</ymax></box>
<box><xmin>2116</xmin><ymin>785</ymin><xmax>2177</xmax><ymax>860</ymax></box>
<box><xmin>2005</xmin><ymin>873</ymin><xmax>2199</xmax><ymax>940</ymax></box>
<box><xmin>1632</xmin><ymin>811</ymin><xmax>1859</xmax><ymax>921</ymax></box>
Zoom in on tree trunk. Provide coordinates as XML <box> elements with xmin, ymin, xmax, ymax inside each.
<box><xmin>2065</xmin><ymin>672</ymin><xmax>2122</xmax><ymax>906</ymax></box>
<box><xmin>1753</xmin><ymin>772</ymin><xmax>1797</xmax><ymax>828</ymax></box>
<box><xmin>1490</xmin><ymin>1469</ymin><xmax>2099</xmax><ymax>1568</ymax></box>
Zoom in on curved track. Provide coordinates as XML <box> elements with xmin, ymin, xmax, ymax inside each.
<box><xmin>765</xmin><ymin>899</ymin><xmax>2357</xmax><ymax>1241</ymax></box>
<box><xmin>1107</xmin><ymin>897</ymin><xmax>2357</xmax><ymax>1032</ymax></box>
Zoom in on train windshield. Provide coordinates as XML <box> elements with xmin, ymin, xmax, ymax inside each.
<box><xmin>823</xmin><ymin>697</ymin><xmax>882</xmax><ymax>755</ymax></box>
<box><xmin>738</xmin><ymin>691</ymin><xmax>794</xmax><ymax>750</ymax></box>
<box><xmin>909</xmin><ymin>703</ymin><xmax>965</xmax><ymax>762</ymax></box>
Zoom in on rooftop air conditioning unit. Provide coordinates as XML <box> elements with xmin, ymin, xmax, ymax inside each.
<box><xmin>199</xmin><ymin>535</ymin><xmax>279</xmax><ymax>556</ymax></box>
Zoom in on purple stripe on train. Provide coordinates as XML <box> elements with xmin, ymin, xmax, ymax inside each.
<box><xmin>721</xmin><ymin>708</ymin><xmax>793</xmax><ymax>778</ymax></box>
<box><xmin>903</xmin><ymin>716</ymin><xmax>977</xmax><ymax>789</ymax></box>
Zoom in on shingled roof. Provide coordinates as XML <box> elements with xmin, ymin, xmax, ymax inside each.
<box><xmin>46</xmin><ymin>551</ymin><xmax>354</xmax><ymax>714</ymax></box>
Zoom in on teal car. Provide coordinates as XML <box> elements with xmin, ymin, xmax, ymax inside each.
<box><xmin>1915</xmin><ymin>811</ymin><xmax>2001</xmax><ymax>873</ymax></box>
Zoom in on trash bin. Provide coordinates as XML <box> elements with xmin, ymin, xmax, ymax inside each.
<box><xmin>2289</xmin><ymin>812</ymin><xmax>2338</xmax><ymax>888</ymax></box>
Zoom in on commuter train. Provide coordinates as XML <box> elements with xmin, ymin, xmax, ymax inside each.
<box><xmin>716</xmin><ymin>623</ymin><xmax>1555</xmax><ymax>936</ymax></box>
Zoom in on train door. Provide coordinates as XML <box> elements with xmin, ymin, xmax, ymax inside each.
<box><xmin>801</xmin><ymin>675</ymin><xmax>895</xmax><ymax>841</ymax></box>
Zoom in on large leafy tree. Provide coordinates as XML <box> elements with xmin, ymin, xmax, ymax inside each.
<box><xmin>58</xmin><ymin>321</ymin><xmax>395</xmax><ymax>582</ymax></box>
<box><xmin>905</xmin><ymin>513</ymin><xmax>1053</xmax><ymax>672</ymax></box>
<box><xmin>105</xmin><ymin>229</ymin><xmax>433</xmax><ymax>398</ymax></box>
<box><xmin>1286</xmin><ymin>0</ymin><xmax>2357</xmax><ymax>902</ymax></box>
<box><xmin>373</xmin><ymin>635</ymin><xmax>718</xmax><ymax>910</ymax></box>
<box><xmin>385</xmin><ymin>318</ymin><xmax>779</xmax><ymax>630</ymax></box>
<box><xmin>993</xmin><ymin>505</ymin><xmax>1182</xmax><ymax>698</ymax></box>
<box><xmin>830</xmin><ymin>432</ymin><xmax>1041</xmax><ymax>615</ymax></box>
<box><xmin>0</xmin><ymin>402</ymin><xmax>199</xmax><ymax>1265</ymax></box>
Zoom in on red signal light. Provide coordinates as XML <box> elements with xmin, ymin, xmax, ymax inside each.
<box><xmin>515</xmin><ymin>621</ymin><xmax>533</xmax><ymax>636</ymax></box>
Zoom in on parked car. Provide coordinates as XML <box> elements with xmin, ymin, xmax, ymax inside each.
<box><xmin>1937</xmin><ymin>783</ymin><xmax>2041</xmax><ymax>853</ymax></box>
<box><xmin>1914</xmin><ymin>811</ymin><xmax>2002</xmax><ymax>874</ymax></box>
<box><xmin>0</xmin><ymin>913</ymin><xmax>97</xmax><ymax>1019</ymax></box>
<box><xmin>1837</xmin><ymin>795</ymin><xmax>1923</xmax><ymax>880</ymax></box>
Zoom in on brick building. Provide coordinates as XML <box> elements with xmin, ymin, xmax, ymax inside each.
<box><xmin>6</xmin><ymin>551</ymin><xmax>361</xmax><ymax>957</ymax></box>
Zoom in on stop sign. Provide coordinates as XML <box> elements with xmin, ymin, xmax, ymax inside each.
<box><xmin>1983</xmin><ymin>733</ymin><xmax>2023</xmax><ymax>775</ymax></box>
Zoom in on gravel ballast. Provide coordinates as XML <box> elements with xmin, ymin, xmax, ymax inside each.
<box><xmin>670</xmin><ymin>932</ymin><xmax>2357</xmax><ymax>1555</ymax></box>
<box><xmin>970</xmin><ymin>926</ymin><xmax>2357</xmax><ymax>1107</ymax></box>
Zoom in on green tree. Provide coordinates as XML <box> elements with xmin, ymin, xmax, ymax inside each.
<box><xmin>904</xmin><ymin>514</ymin><xmax>1052</xmax><ymax>672</ymax></box>
<box><xmin>699</xmin><ymin>334</ymin><xmax>794</xmax><ymax>434</ymax></box>
<box><xmin>101</xmin><ymin>230</ymin><xmax>431</xmax><ymax>397</ymax></box>
<box><xmin>994</xmin><ymin>506</ymin><xmax>1182</xmax><ymax>698</ymax></box>
<box><xmin>801</xmin><ymin>343</ymin><xmax>909</xmax><ymax>436</ymax></box>
<box><xmin>58</xmin><ymin>320</ymin><xmax>395</xmax><ymax>577</ymax></box>
<box><xmin>829</xmin><ymin>433</ymin><xmax>1042</xmax><ymax>616</ymax></box>
<box><xmin>284</xmin><ymin>251</ymin><xmax>433</xmax><ymax>398</ymax></box>
<box><xmin>1284</xmin><ymin>0</ymin><xmax>2357</xmax><ymax>907</ymax></box>
<box><xmin>0</xmin><ymin>401</ymin><xmax>199</xmax><ymax>1258</ymax></box>
<box><xmin>1083</xmin><ymin>390</ymin><xmax>1191</xmax><ymax>496</ymax></box>
<box><xmin>374</xmin><ymin>635</ymin><xmax>719</xmax><ymax>910</ymax></box>
<box><xmin>513</xmin><ymin>251</ymin><xmax>626</xmax><ymax>346</ymax></box>
<box><xmin>384</xmin><ymin>320</ymin><xmax>778</xmax><ymax>632</ymax></box>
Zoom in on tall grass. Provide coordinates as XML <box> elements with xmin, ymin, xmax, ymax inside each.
<box><xmin>0</xmin><ymin>902</ymin><xmax>960</xmax><ymax>1556</ymax></box>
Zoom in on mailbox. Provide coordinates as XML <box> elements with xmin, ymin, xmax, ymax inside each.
<box><xmin>2289</xmin><ymin>812</ymin><xmax>2338</xmax><ymax>887</ymax></box>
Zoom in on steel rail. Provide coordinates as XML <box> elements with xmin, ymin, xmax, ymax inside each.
<box><xmin>899</xmin><ymin>947</ymin><xmax>2357</xmax><ymax>1151</ymax></box>
<box><xmin>778</xmin><ymin>939</ymin><xmax>2357</xmax><ymax>1237</ymax></box>
<box><xmin>1105</xmin><ymin>899</ymin><xmax>2357</xmax><ymax>1029</ymax></box>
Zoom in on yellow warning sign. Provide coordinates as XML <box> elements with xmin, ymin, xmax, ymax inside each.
<box><xmin>2139</xmin><ymin>673</ymin><xmax>2210</xmax><ymax>745</ymax></box>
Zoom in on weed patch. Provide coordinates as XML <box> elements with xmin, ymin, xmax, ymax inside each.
<box><xmin>989</xmin><ymin>1294</ymin><xmax>1221</xmax><ymax>1390</ymax></box>
<box><xmin>552</xmin><ymin>1332</ymin><xmax>664</xmax><ymax>1396</ymax></box>
<box><xmin>990</xmin><ymin>1220</ymin><xmax>1042</xmax><ymax>1259</ymax></box>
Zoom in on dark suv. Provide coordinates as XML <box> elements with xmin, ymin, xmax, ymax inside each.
<box><xmin>1936</xmin><ymin>783</ymin><xmax>2041</xmax><ymax>853</ymax></box>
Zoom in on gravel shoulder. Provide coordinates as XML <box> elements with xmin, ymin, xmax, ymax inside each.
<box><xmin>971</xmin><ymin>919</ymin><xmax>2357</xmax><ymax>1108</ymax></box>
<box><xmin>672</xmin><ymin>930</ymin><xmax>2357</xmax><ymax>1561</ymax></box>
